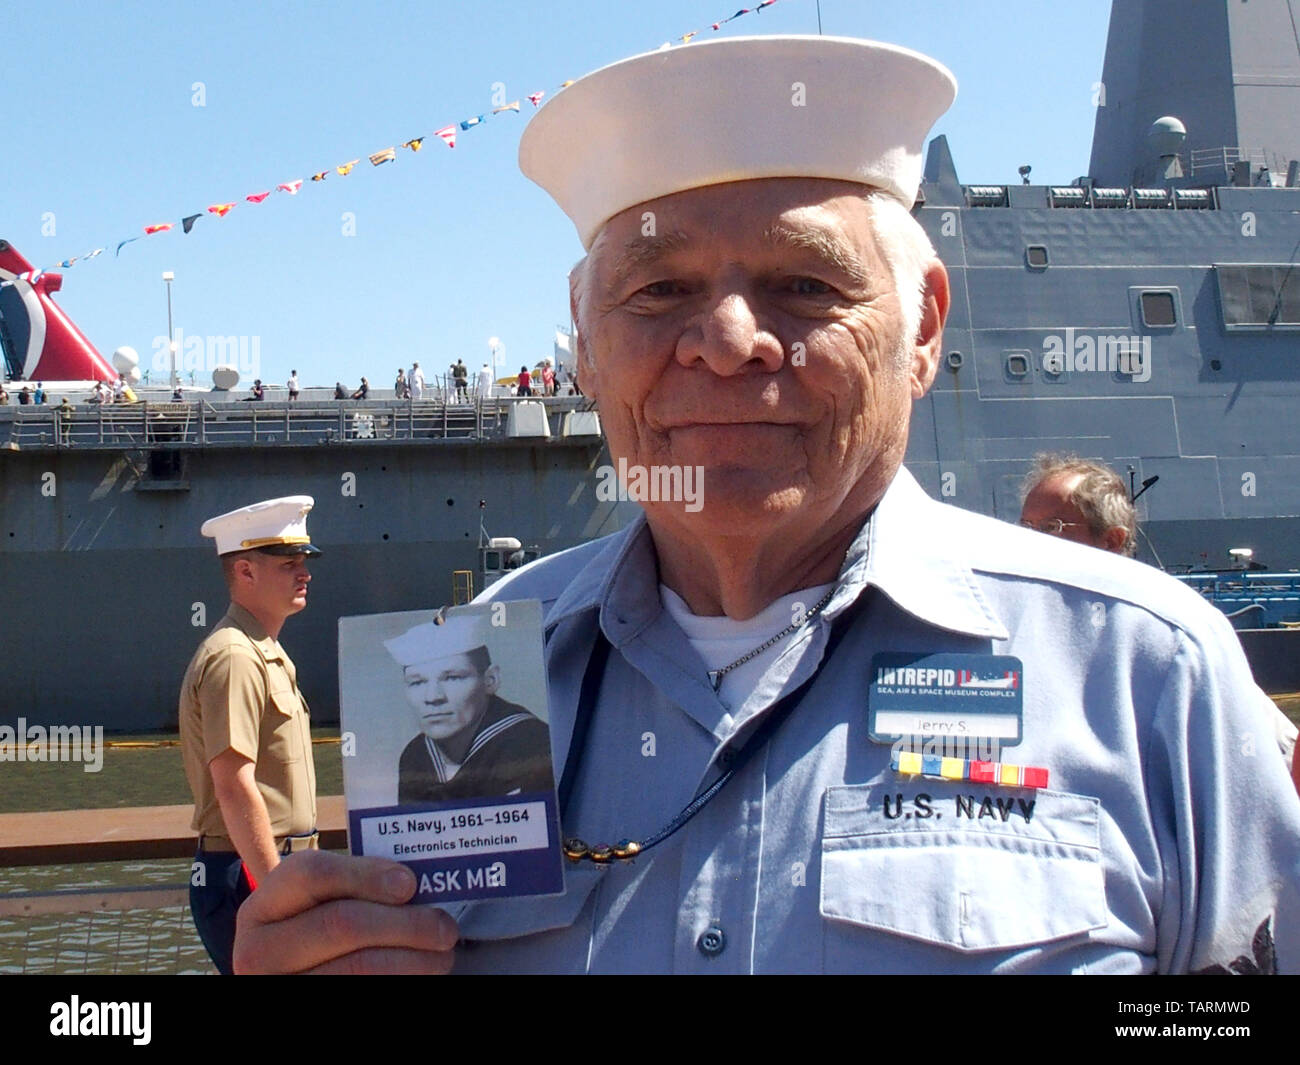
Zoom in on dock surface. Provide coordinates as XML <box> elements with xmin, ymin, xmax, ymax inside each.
<box><xmin>0</xmin><ymin>796</ymin><xmax>347</xmax><ymax>866</ymax></box>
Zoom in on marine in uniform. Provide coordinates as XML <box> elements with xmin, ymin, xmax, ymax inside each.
<box><xmin>179</xmin><ymin>496</ymin><xmax>322</xmax><ymax>975</ymax></box>
<box><xmin>386</xmin><ymin>616</ymin><xmax>553</xmax><ymax>805</ymax></box>
<box><xmin>232</xmin><ymin>35</ymin><xmax>1300</xmax><ymax>975</ymax></box>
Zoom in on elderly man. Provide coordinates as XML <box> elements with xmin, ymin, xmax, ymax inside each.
<box><xmin>235</xmin><ymin>35</ymin><xmax>1300</xmax><ymax>975</ymax></box>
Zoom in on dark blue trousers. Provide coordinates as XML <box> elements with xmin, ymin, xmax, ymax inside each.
<box><xmin>189</xmin><ymin>850</ymin><xmax>254</xmax><ymax>976</ymax></box>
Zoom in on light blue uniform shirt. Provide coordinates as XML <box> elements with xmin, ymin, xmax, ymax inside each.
<box><xmin>452</xmin><ymin>468</ymin><xmax>1300</xmax><ymax>973</ymax></box>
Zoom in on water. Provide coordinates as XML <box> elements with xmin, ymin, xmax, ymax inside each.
<box><xmin>0</xmin><ymin>729</ymin><xmax>343</xmax><ymax>812</ymax></box>
<box><xmin>0</xmin><ymin>858</ymin><xmax>210</xmax><ymax>974</ymax></box>
<box><xmin>0</xmin><ymin>730</ymin><xmax>343</xmax><ymax>974</ymax></box>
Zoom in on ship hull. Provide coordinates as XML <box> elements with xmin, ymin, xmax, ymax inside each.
<box><xmin>0</xmin><ymin>417</ymin><xmax>627</xmax><ymax>729</ymax></box>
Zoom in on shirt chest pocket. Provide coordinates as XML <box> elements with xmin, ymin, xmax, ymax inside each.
<box><xmin>264</xmin><ymin>688</ymin><xmax>306</xmax><ymax>764</ymax></box>
<box><xmin>820</xmin><ymin>783</ymin><xmax>1107</xmax><ymax>955</ymax></box>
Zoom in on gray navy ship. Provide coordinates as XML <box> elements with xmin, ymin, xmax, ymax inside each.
<box><xmin>2</xmin><ymin>0</ymin><xmax>1298</xmax><ymax>729</ymax></box>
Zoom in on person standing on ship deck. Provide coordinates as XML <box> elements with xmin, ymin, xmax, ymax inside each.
<box><xmin>179</xmin><ymin>496</ymin><xmax>321</xmax><ymax>976</ymax></box>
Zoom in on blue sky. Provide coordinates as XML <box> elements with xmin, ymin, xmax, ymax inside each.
<box><xmin>4</xmin><ymin>0</ymin><xmax>1112</xmax><ymax>391</ymax></box>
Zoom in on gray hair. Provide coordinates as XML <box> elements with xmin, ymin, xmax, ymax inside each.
<box><xmin>863</xmin><ymin>192</ymin><xmax>933</xmax><ymax>350</ymax></box>
<box><xmin>1022</xmin><ymin>453</ymin><xmax>1138</xmax><ymax>557</ymax></box>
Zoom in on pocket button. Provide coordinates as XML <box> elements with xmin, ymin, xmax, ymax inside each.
<box><xmin>697</xmin><ymin>925</ymin><xmax>726</xmax><ymax>957</ymax></box>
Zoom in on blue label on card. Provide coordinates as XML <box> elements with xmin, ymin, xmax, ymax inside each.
<box><xmin>349</xmin><ymin>790</ymin><xmax>565</xmax><ymax>903</ymax></box>
<box><xmin>868</xmin><ymin>653</ymin><xmax>1024</xmax><ymax>746</ymax></box>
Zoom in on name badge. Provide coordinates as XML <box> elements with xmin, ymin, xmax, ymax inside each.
<box><xmin>868</xmin><ymin>653</ymin><xmax>1024</xmax><ymax>746</ymax></box>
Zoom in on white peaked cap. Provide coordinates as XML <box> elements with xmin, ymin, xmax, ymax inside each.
<box><xmin>519</xmin><ymin>35</ymin><xmax>957</xmax><ymax>250</ymax></box>
<box><xmin>385</xmin><ymin>614</ymin><xmax>491</xmax><ymax>669</ymax></box>
<box><xmin>200</xmin><ymin>495</ymin><xmax>321</xmax><ymax>557</ymax></box>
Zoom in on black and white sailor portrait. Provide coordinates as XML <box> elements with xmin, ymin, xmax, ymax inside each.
<box><xmin>388</xmin><ymin>613</ymin><xmax>553</xmax><ymax>803</ymax></box>
<box><xmin>338</xmin><ymin>603</ymin><xmax>555</xmax><ymax>812</ymax></box>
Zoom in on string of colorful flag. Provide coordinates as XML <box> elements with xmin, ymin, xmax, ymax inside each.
<box><xmin>3</xmin><ymin>1</ymin><xmax>782</xmax><ymax>291</ymax></box>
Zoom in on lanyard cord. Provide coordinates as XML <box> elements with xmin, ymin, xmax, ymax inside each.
<box><xmin>557</xmin><ymin>589</ymin><xmax>872</xmax><ymax>863</ymax></box>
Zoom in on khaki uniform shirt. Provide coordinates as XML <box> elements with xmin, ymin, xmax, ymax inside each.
<box><xmin>179</xmin><ymin>603</ymin><xmax>317</xmax><ymax>841</ymax></box>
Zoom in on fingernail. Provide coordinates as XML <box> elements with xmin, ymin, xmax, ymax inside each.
<box><xmin>383</xmin><ymin>866</ymin><xmax>414</xmax><ymax>900</ymax></box>
<box><xmin>436</xmin><ymin>909</ymin><xmax>460</xmax><ymax>946</ymax></box>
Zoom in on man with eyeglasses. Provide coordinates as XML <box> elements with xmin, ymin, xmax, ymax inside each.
<box><xmin>1021</xmin><ymin>453</ymin><xmax>1299</xmax><ymax>794</ymax></box>
<box><xmin>1019</xmin><ymin>454</ymin><xmax>1136</xmax><ymax>556</ymax></box>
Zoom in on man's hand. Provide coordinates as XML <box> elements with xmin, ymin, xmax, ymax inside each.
<box><xmin>233</xmin><ymin>851</ymin><xmax>460</xmax><ymax>974</ymax></box>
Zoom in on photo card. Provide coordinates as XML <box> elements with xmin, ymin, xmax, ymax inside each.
<box><xmin>339</xmin><ymin>599</ymin><xmax>564</xmax><ymax>904</ymax></box>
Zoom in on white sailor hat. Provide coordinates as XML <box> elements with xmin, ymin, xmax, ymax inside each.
<box><xmin>200</xmin><ymin>495</ymin><xmax>323</xmax><ymax>557</ymax></box>
<box><xmin>519</xmin><ymin>35</ymin><xmax>956</xmax><ymax>250</ymax></box>
<box><xmin>384</xmin><ymin>614</ymin><xmax>491</xmax><ymax>669</ymax></box>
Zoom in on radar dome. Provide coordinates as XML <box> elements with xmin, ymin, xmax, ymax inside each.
<box><xmin>125</xmin><ymin>366</ymin><xmax>141</xmax><ymax>384</ymax></box>
<box><xmin>1146</xmin><ymin>116</ymin><xmax>1187</xmax><ymax>157</ymax></box>
<box><xmin>211</xmin><ymin>365</ymin><xmax>240</xmax><ymax>391</ymax></box>
<box><xmin>111</xmin><ymin>346</ymin><xmax>140</xmax><ymax>373</ymax></box>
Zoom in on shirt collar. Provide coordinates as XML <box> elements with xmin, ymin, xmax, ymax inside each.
<box><xmin>545</xmin><ymin>510</ymin><xmax>657</xmax><ymax>643</ymax></box>
<box><xmin>544</xmin><ymin>465</ymin><xmax>1008</xmax><ymax>643</ymax></box>
<box><xmin>225</xmin><ymin>602</ymin><xmax>286</xmax><ymax>660</ymax></box>
<box><xmin>854</xmin><ymin>467</ymin><xmax>1009</xmax><ymax>640</ymax></box>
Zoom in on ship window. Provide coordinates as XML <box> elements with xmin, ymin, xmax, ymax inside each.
<box><xmin>1005</xmin><ymin>352</ymin><xmax>1030</xmax><ymax>378</ymax></box>
<box><xmin>1025</xmin><ymin>245</ymin><xmax>1049</xmax><ymax>269</ymax></box>
<box><xmin>1216</xmin><ymin>264</ymin><xmax>1300</xmax><ymax>330</ymax></box>
<box><xmin>946</xmin><ymin>350</ymin><xmax>964</xmax><ymax>371</ymax></box>
<box><xmin>1140</xmin><ymin>291</ymin><xmax>1177</xmax><ymax>327</ymax></box>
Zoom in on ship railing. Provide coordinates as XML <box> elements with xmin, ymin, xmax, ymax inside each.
<box><xmin>6</xmin><ymin>401</ymin><xmax>197</xmax><ymax>449</ymax></box>
<box><xmin>192</xmin><ymin>398</ymin><xmax>510</xmax><ymax>446</ymax></box>
<box><xmin>1177</xmin><ymin>573</ymin><xmax>1300</xmax><ymax>628</ymax></box>
<box><xmin>3</xmin><ymin>397</ymin><xmax>517</xmax><ymax>449</ymax></box>
<box><xmin>1190</xmin><ymin>146</ymin><xmax>1288</xmax><ymax>180</ymax></box>
<box><xmin>1179</xmin><ymin>573</ymin><xmax>1300</xmax><ymax>596</ymax></box>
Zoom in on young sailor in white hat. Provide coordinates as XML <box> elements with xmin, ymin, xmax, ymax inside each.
<box><xmin>385</xmin><ymin>612</ymin><xmax>553</xmax><ymax>805</ymax></box>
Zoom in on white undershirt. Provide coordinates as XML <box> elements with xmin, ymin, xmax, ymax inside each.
<box><xmin>659</xmin><ymin>581</ymin><xmax>836</xmax><ymax>708</ymax></box>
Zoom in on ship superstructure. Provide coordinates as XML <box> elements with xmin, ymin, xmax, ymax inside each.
<box><xmin>906</xmin><ymin>0</ymin><xmax>1300</xmax><ymax>574</ymax></box>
